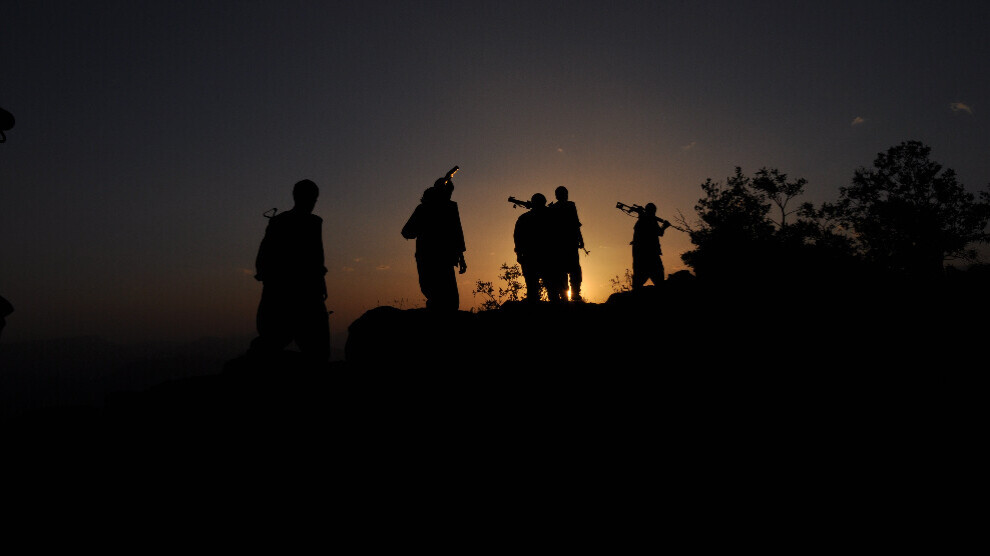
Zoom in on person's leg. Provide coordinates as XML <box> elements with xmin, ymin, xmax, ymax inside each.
<box><xmin>570</xmin><ymin>251</ymin><xmax>583</xmax><ymax>300</ymax></box>
<box><xmin>250</xmin><ymin>287</ymin><xmax>294</xmax><ymax>355</ymax></box>
<box><xmin>654</xmin><ymin>259</ymin><xmax>666</xmax><ymax>285</ymax></box>
<box><xmin>522</xmin><ymin>264</ymin><xmax>541</xmax><ymax>302</ymax></box>
<box><xmin>542</xmin><ymin>255</ymin><xmax>561</xmax><ymax>302</ymax></box>
<box><xmin>417</xmin><ymin>256</ymin><xmax>439</xmax><ymax>309</ymax></box>
<box><xmin>436</xmin><ymin>263</ymin><xmax>459</xmax><ymax>311</ymax></box>
<box><xmin>632</xmin><ymin>260</ymin><xmax>647</xmax><ymax>290</ymax></box>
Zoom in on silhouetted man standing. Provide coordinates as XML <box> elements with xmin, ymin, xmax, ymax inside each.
<box><xmin>0</xmin><ymin>294</ymin><xmax>12</xmax><ymax>341</ymax></box>
<box><xmin>402</xmin><ymin>174</ymin><xmax>467</xmax><ymax>311</ymax></box>
<box><xmin>549</xmin><ymin>186</ymin><xmax>584</xmax><ymax>301</ymax></box>
<box><xmin>514</xmin><ymin>193</ymin><xmax>561</xmax><ymax>302</ymax></box>
<box><xmin>251</xmin><ymin>179</ymin><xmax>330</xmax><ymax>364</ymax></box>
<box><xmin>631</xmin><ymin>203</ymin><xmax>670</xmax><ymax>289</ymax></box>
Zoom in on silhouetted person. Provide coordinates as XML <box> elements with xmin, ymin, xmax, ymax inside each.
<box><xmin>0</xmin><ymin>294</ymin><xmax>12</xmax><ymax>341</ymax></box>
<box><xmin>549</xmin><ymin>186</ymin><xmax>584</xmax><ymax>301</ymax></box>
<box><xmin>514</xmin><ymin>193</ymin><xmax>562</xmax><ymax>302</ymax></box>
<box><xmin>631</xmin><ymin>203</ymin><xmax>670</xmax><ymax>289</ymax></box>
<box><xmin>250</xmin><ymin>179</ymin><xmax>331</xmax><ymax>364</ymax></box>
<box><xmin>0</xmin><ymin>106</ymin><xmax>13</xmax><ymax>143</ymax></box>
<box><xmin>401</xmin><ymin>175</ymin><xmax>467</xmax><ymax>311</ymax></box>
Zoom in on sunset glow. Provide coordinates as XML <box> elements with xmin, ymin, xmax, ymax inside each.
<box><xmin>2</xmin><ymin>2</ymin><xmax>988</xmax><ymax>363</ymax></box>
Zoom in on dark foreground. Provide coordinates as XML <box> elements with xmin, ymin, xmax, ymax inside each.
<box><xmin>3</xmin><ymin>282</ymin><xmax>980</xmax><ymax>543</ymax></box>
<box><xmin>5</xmin><ymin>280</ymin><xmax>981</xmax><ymax>439</ymax></box>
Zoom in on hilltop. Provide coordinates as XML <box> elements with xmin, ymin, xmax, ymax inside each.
<box><xmin>3</xmin><ymin>271</ymin><xmax>985</xmax><ymax>438</ymax></box>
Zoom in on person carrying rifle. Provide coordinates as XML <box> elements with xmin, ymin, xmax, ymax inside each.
<box><xmin>513</xmin><ymin>193</ymin><xmax>561</xmax><ymax>302</ymax></box>
<box><xmin>548</xmin><ymin>186</ymin><xmax>584</xmax><ymax>301</ymax></box>
<box><xmin>402</xmin><ymin>168</ymin><xmax>467</xmax><ymax>311</ymax></box>
<box><xmin>251</xmin><ymin>179</ymin><xmax>331</xmax><ymax>365</ymax></box>
<box><xmin>631</xmin><ymin>202</ymin><xmax>671</xmax><ymax>289</ymax></box>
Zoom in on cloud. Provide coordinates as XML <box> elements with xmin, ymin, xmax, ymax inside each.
<box><xmin>556</xmin><ymin>147</ymin><xmax>565</xmax><ymax>153</ymax></box>
<box><xmin>851</xmin><ymin>116</ymin><xmax>865</xmax><ymax>126</ymax></box>
<box><xmin>376</xmin><ymin>265</ymin><xmax>391</xmax><ymax>271</ymax></box>
<box><xmin>342</xmin><ymin>266</ymin><xmax>355</xmax><ymax>272</ymax></box>
<box><xmin>680</xmin><ymin>141</ymin><xmax>696</xmax><ymax>151</ymax></box>
<box><xmin>950</xmin><ymin>102</ymin><xmax>974</xmax><ymax>114</ymax></box>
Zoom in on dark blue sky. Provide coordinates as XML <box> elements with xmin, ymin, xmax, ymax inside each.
<box><xmin>2</xmin><ymin>1</ymin><xmax>988</xmax><ymax>355</ymax></box>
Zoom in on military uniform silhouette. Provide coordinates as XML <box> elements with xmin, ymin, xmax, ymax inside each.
<box><xmin>549</xmin><ymin>186</ymin><xmax>584</xmax><ymax>301</ymax></box>
<box><xmin>0</xmin><ymin>106</ymin><xmax>13</xmax><ymax>143</ymax></box>
<box><xmin>0</xmin><ymin>294</ymin><xmax>12</xmax><ymax>341</ymax></box>
<box><xmin>250</xmin><ymin>179</ymin><xmax>330</xmax><ymax>363</ymax></box>
<box><xmin>402</xmin><ymin>177</ymin><xmax>467</xmax><ymax>311</ymax></box>
<box><xmin>631</xmin><ymin>203</ymin><xmax>670</xmax><ymax>289</ymax></box>
<box><xmin>514</xmin><ymin>193</ymin><xmax>561</xmax><ymax>302</ymax></box>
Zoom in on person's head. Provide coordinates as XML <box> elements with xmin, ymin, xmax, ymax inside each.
<box><xmin>293</xmin><ymin>179</ymin><xmax>319</xmax><ymax>213</ymax></box>
<box><xmin>555</xmin><ymin>186</ymin><xmax>568</xmax><ymax>201</ymax></box>
<box><xmin>434</xmin><ymin>177</ymin><xmax>454</xmax><ymax>200</ymax></box>
<box><xmin>421</xmin><ymin>186</ymin><xmax>439</xmax><ymax>203</ymax></box>
<box><xmin>644</xmin><ymin>202</ymin><xmax>657</xmax><ymax>216</ymax></box>
<box><xmin>531</xmin><ymin>193</ymin><xmax>547</xmax><ymax>209</ymax></box>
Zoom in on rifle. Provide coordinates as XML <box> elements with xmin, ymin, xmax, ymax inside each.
<box><xmin>511</xmin><ymin>196</ymin><xmax>590</xmax><ymax>255</ymax></box>
<box><xmin>508</xmin><ymin>196</ymin><xmax>533</xmax><ymax>209</ymax></box>
<box><xmin>616</xmin><ymin>201</ymin><xmax>683</xmax><ymax>231</ymax></box>
<box><xmin>438</xmin><ymin>166</ymin><xmax>458</xmax><ymax>187</ymax></box>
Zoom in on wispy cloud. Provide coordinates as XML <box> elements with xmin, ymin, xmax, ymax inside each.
<box><xmin>680</xmin><ymin>141</ymin><xmax>697</xmax><ymax>151</ymax></box>
<box><xmin>556</xmin><ymin>147</ymin><xmax>565</xmax><ymax>153</ymax></box>
<box><xmin>851</xmin><ymin>116</ymin><xmax>865</xmax><ymax>126</ymax></box>
<box><xmin>376</xmin><ymin>265</ymin><xmax>391</xmax><ymax>271</ymax></box>
<box><xmin>342</xmin><ymin>266</ymin><xmax>355</xmax><ymax>272</ymax></box>
<box><xmin>950</xmin><ymin>102</ymin><xmax>974</xmax><ymax>114</ymax></box>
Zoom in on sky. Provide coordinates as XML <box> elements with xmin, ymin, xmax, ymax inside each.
<box><xmin>2</xmin><ymin>1</ymin><xmax>989</xmax><ymax>359</ymax></box>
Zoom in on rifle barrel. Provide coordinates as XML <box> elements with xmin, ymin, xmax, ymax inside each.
<box><xmin>508</xmin><ymin>196</ymin><xmax>532</xmax><ymax>209</ymax></box>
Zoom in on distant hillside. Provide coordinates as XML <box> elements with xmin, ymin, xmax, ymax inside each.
<box><xmin>0</xmin><ymin>335</ymin><xmax>251</xmax><ymax>417</ymax></box>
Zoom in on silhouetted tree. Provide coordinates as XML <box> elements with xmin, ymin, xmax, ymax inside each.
<box><xmin>609</xmin><ymin>269</ymin><xmax>633</xmax><ymax>293</ymax></box>
<box><xmin>751</xmin><ymin>168</ymin><xmax>807</xmax><ymax>229</ymax></box>
<box><xmin>679</xmin><ymin>166</ymin><xmax>865</xmax><ymax>292</ymax></box>
<box><xmin>821</xmin><ymin>141</ymin><xmax>990</xmax><ymax>281</ymax></box>
<box><xmin>787</xmin><ymin>201</ymin><xmax>863</xmax><ymax>283</ymax></box>
<box><xmin>681</xmin><ymin>167</ymin><xmax>780</xmax><ymax>283</ymax></box>
<box><xmin>474</xmin><ymin>263</ymin><xmax>524</xmax><ymax>310</ymax></box>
